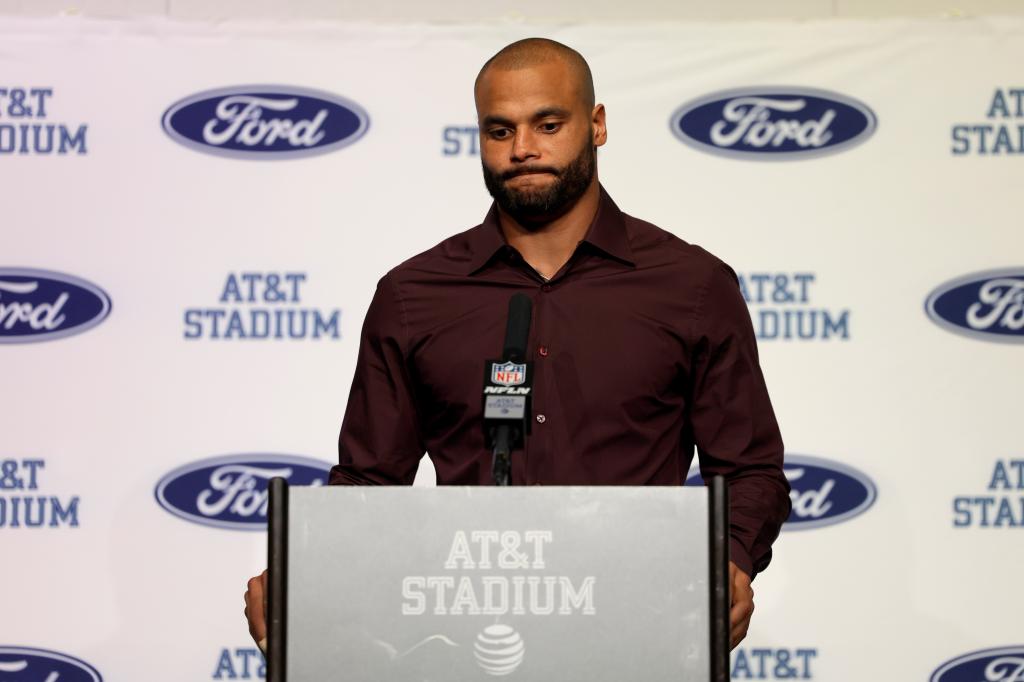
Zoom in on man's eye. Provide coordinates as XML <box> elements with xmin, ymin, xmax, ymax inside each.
<box><xmin>489</xmin><ymin>129</ymin><xmax>511</xmax><ymax>139</ymax></box>
<box><xmin>540</xmin><ymin>122</ymin><xmax>561</xmax><ymax>132</ymax></box>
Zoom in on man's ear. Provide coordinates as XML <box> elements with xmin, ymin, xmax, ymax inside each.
<box><xmin>592</xmin><ymin>104</ymin><xmax>607</xmax><ymax>147</ymax></box>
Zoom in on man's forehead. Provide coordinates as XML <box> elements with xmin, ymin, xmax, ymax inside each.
<box><xmin>475</xmin><ymin>61</ymin><xmax>584</xmax><ymax>115</ymax></box>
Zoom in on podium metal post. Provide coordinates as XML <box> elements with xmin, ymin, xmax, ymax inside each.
<box><xmin>708</xmin><ymin>476</ymin><xmax>730</xmax><ymax>682</ymax></box>
<box><xmin>267</xmin><ymin>477</ymin><xmax>288</xmax><ymax>682</ymax></box>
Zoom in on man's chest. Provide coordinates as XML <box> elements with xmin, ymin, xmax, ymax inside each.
<box><xmin>402</xmin><ymin>273</ymin><xmax>701</xmax><ymax>421</ymax></box>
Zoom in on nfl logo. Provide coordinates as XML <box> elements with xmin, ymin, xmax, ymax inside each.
<box><xmin>492</xmin><ymin>361</ymin><xmax>526</xmax><ymax>386</ymax></box>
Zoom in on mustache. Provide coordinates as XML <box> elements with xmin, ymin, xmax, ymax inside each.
<box><xmin>501</xmin><ymin>166</ymin><xmax>561</xmax><ymax>181</ymax></box>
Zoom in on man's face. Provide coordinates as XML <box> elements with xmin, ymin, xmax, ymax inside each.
<box><xmin>475</xmin><ymin>60</ymin><xmax>606</xmax><ymax>224</ymax></box>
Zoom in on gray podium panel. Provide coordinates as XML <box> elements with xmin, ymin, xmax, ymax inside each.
<box><xmin>274</xmin><ymin>485</ymin><xmax>720</xmax><ymax>682</ymax></box>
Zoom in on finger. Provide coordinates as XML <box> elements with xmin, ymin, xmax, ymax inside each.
<box><xmin>730</xmin><ymin>598</ymin><xmax>753</xmax><ymax>626</ymax></box>
<box><xmin>245</xmin><ymin>574</ymin><xmax>267</xmax><ymax>643</ymax></box>
<box><xmin>244</xmin><ymin>605</ymin><xmax>265</xmax><ymax>644</ymax></box>
<box><xmin>729</xmin><ymin>597</ymin><xmax>754</xmax><ymax>649</ymax></box>
<box><xmin>730</xmin><ymin>621</ymin><xmax>749</xmax><ymax>649</ymax></box>
<box><xmin>247</xmin><ymin>573</ymin><xmax>265</xmax><ymax>608</ymax></box>
<box><xmin>245</xmin><ymin>602</ymin><xmax>265</xmax><ymax>642</ymax></box>
<box><xmin>729</xmin><ymin>595</ymin><xmax>753</xmax><ymax>628</ymax></box>
<box><xmin>729</xmin><ymin>604</ymin><xmax>753</xmax><ymax>640</ymax></box>
<box><xmin>733</xmin><ymin>581</ymin><xmax>753</xmax><ymax>606</ymax></box>
<box><xmin>731</xmin><ymin>574</ymin><xmax>752</xmax><ymax>605</ymax></box>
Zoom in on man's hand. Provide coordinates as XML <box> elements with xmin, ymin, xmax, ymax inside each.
<box><xmin>244</xmin><ymin>569</ymin><xmax>268</xmax><ymax>650</ymax></box>
<box><xmin>729</xmin><ymin>561</ymin><xmax>754</xmax><ymax>649</ymax></box>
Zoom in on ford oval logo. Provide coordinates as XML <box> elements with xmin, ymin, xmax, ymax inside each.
<box><xmin>0</xmin><ymin>268</ymin><xmax>111</xmax><ymax>344</ymax></box>
<box><xmin>781</xmin><ymin>455</ymin><xmax>876</xmax><ymax>529</ymax></box>
<box><xmin>154</xmin><ymin>454</ymin><xmax>331</xmax><ymax>530</ymax></box>
<box><xmin>685</xmin><ymin>454</ymin><xmax>876</xmax><ymax>529</ymax></box>
<box><xmin>925</xmin><ymin>268</ymin><xmax>1024</xmax><ymax>343</ymax></box>
<box><xmin>670</xmin><ymin>87</ymin><xmax>877</xmax><ymax>159</ymax></box>
<box><xmin>930</xmin><ymin>646</ymin><xmax>1024</xmax><ymax>682</ymax></box>
<box><xmin>0</xmin><ymin>647</ymin><xmax>103</xmax><ymax>682</ymax></box>
<box><xmin>161</xmin><ymin>85</ymin><xmax>370</xmax><ymax>159</ymax></box>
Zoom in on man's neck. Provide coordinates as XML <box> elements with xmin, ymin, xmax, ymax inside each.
<box><xmin>497</xmin><ymin>180</ymin><xmax>602</xmax><ymax>281</ymax></box>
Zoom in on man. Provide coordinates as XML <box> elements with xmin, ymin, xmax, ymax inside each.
<box><xmin>246</xmin><ymin>37</ymin><xmax>790</xmax><ymax>652</ymax></box>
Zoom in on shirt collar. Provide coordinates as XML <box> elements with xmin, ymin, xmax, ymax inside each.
<box><xmin>465</xmin><ymin>185</ymin><xmax>636</xmax><ymax>276</ymax></box>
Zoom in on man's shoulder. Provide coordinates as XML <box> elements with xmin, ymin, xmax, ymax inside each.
<box><xmin>380</xmin><ymin>222</ymin><xmax>490</xmax><ymax>285</ymax></box>
<box><xmin>621</xmin><ymin>210</ymin><xmax>735</xmax><ymax>281</ymax></box>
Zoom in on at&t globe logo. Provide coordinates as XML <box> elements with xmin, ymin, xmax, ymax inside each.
<box><xmin>474</xmin><ymin>625</ymin><xmax>525</xmax><ymax>677</ymax></box>
<box><xmin>671</xmin><ymin>87</ymin><xmax>876</xmax><ymax>159</ymax></box>
<box><xmin>925</xmin><ymin>268</ymin><xmax>1024</xmax><ymax>343</ymax></box>
<box><xmin>162</xmin><ymin>85</ymin><xmax>370</xmax><ymax>159</ymax></box>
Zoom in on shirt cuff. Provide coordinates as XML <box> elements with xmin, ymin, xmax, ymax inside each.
<box><xmin>729</xmin><ymin>537</ymin><xmax>754</xmax><ymax>580</ymax></box>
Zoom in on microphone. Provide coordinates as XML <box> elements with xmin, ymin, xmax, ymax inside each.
<box><xmin>502</xmin><ymin>293</ymin><xmax>532</xmax><ymax>363</ymax></box>
<box><xmin>483</xmin><ymin>293</ymin><xmax>533</xmax><ymax>486</ymax></box>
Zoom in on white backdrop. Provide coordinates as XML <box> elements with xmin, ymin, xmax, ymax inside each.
<box><xmin>1</xmin><ymin>15</ymin><xmax>1022</xmax><ymax>682</ymax></box>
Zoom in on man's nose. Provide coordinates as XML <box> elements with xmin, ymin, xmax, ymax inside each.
<box><xmin>511</xmin><ymin>128</ymin><xmax>539</xmax><ymax>162</ymax></box>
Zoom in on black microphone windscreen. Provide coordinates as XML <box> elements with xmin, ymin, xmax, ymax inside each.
<box><xmin>502</xmin><ymin>293</ymin><xmax>533</xmax><ymax>362</ymax></box>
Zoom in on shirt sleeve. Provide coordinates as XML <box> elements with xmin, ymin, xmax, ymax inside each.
<box><xmin>329</xmin><ymin>273</ymin><xmax>425</xmax><ymax>485</ymax></box>
<box><xmin>690</xmin><ymin>261</ymin><xmax>791</xmax><ymax>579</ymax></box>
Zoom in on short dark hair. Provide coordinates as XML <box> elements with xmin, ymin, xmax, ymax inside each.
<box><xmin>475</xmin><ymin>37</ymin><xmax>596</xmax><ymax>110</ymax></box>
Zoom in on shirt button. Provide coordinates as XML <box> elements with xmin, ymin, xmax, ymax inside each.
<box><xmin>536</xmin><ymin>414</ymin><xmax>546</xmax><ymax>424</ymax></box>
<box><xmin>541</xmin><ymin>284</ymin><xmax>552</xmax><ymax>293</ymax></box>
<box><xmin>538</xmin><ymin>345</ymin><xmax>549</xmax><ymax>357</ymax></box>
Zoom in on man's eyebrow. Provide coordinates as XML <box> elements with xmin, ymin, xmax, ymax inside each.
<box><xmin>532</xmin><ymin>107</ymin><xmax>570</xmax><ymax>119</ymax></box>
<box><xmin>481</xmin><ymin>114</ymin><xmax>514</xmax><ymax>127</ymax></box>
<box><xmin>481</xmin><ymin>107</ymin><xmax>572</xmax><ymax>128</ymax></box>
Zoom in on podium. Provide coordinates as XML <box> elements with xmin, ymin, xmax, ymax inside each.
<box><xmin>266</xmin><ymin>479</ymin><xmax>730</xmax><ymax>681</ymax></box>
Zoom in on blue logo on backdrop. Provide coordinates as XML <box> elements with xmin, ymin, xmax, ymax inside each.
<box><xmin>731</xmin><ymin>647</ymin><xmax>818</xmax><ymax>679</ymax></box>
<box><xmin>0</xmin><ymin>87</ymin><xmax>88</xmax><ymax>155</ymax></box>
<box><xmin>925</xmin><ymin>269</ymin><xmax>1024</xmax><ymax>343</ymax></box>
<box><xmin>213</xmin><ymin>647</ymin><xmax>265</xmax><ymax>679</ymax></box>
<box><xmin>0</xmin><ymin>268</ymin><xmax>111</xmax><ymax>343</ymax></box>
<box><xmin>0</xmin><ymin>459</ymin><xmax>80</xmax><ymax>529</ymax></box>
<box><xmin>670</xmin><ymin>87</ymin><xmax>876</xmax><ymax>159</ymax></box>
<box><xmin>953</xmin><ymin>459</ymin><xmax>1024</xmax><ymax>528</ymax></box>
<box><xmin>738</xmin><ymin>272</ymin><xmax>849</xmax><ymax>341</ymax></box>
<box><xmin>442</xmin><ymin>126</ymin><xmax>480</xmax><ymax>156</ymax></box>
<box><xmin>930</xmin><ymin>646</ymin><xmax>1024</xmax><ymax>682</ymax></box>
<box><xmin>183</xmin><ymin>272</ymin><xmax>340</xmax><ymax>340</ymax></box>
<box><xmin>781</xmin><ymin>456</ymin><xmax>876</xmax><ymax>529</ymax></box>
<box><xmin>155</xmin><ymin>454</ymin><xmax>330</xmax><ymax>530</ymax></box>
<box><xmin>162</xmin><ymin>85</ymin><xmax>370</xmax><ymax>159</ymax></box>
<box><xmin>0</xmin><ymin>647</ymin><xmax>102</xmax><ymax>681</ymax></box>
<box><xmin>951</xmin><ymin>87</ymin><xmax>1024</xmax><ymax>155</ymax></box>
<box><xmin>686</xmin><ymin>454</ymin><xmax>876</xmax><ymax>529</ymax></box>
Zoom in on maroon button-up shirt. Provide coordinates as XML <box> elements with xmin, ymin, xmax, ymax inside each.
<box><xmin>330</xmin><ymin>187</ymin><xmax>790</xmax><ymax>578</ymax></box>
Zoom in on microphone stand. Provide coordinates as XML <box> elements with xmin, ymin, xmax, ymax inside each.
<box><xmin>487</xmin><ymin>292</ymin><xmax>533</xmax><ymax>487</ymax></box>
<box><xmin>491</xmin><ymin>424</ymin><xmax>512</xmax><ymax>487</ymax></box>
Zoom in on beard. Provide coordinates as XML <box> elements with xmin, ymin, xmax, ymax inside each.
<box><xmin>482</xmin><ymin>136</ymin><xmax>596</xmax><ymax>226</ymax></box>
